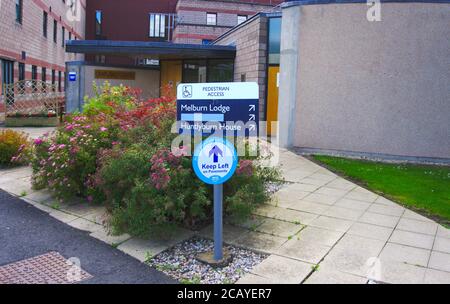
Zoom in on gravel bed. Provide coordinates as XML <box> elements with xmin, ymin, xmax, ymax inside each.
<box><xmin>147</xmin><ymin>238</ymin><xmax>268</xmax><ymax>284</ymax></box>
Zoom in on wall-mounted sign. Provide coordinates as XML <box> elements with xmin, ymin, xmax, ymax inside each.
<box><xmin>177</xmin><ymin>82</ymin><xmax>259</xmax><ymax>136</ymax></box>
<box><xmin>192</xmin><ymin>137</ymin><xmax>238</xmax><ymax>185</ymax></box>
<box><xmin>94</xmin><ymin>70</ymin><xmax>136</xmax><ymax>80</ymax></box>
<box><xmin>68</xmin><ymin>72</ymin><xmax>77</xmax><ymax>82</ymax></box>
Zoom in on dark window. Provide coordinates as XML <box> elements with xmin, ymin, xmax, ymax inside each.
<box><xmin>62</xmin><ymin>27</ymin><xmax>65</xmax><ymax>47</ymax></box>
<box><xmin>53</xmin><ymin>20</ymin><xmax>57</xmax><ymax>43</ymax></box>
<box><xmin>51</xmin><ymin>69</ymin><xmax>56</xmax><ymax>91</ymax></box>
<box><xmin>43</xmin><ymin>11</ymin><xmax>48</xmax><ymax>37</ymax></box>
<box><xmin>95</xmin><ymin>10</ymin><xmax>102</xmax><ymax>37</ymax></box>
<box><xmin>31</xmin><ymin>65</ymin><xmax>37</xmax><ymax>92</ymax></box>
<box><xmin>15</xmin><ymin>0</ymin><xmax>23</xmax><ymax>24</ymax></box>
<box><xmin>69</xmin><ymin>31</ymin><xmax>72</xmax><ymax>41</ymax></box>
<box><xmin>41</xmin><ymin>67</ymin><xmax>47</xmax><ymax>90</ymax></box>
<box><xmin>1</xmin><ymin>60</ymin><xmax>15</xmax><ymax>99</ymax></box>
<box><xmin>268</xmin><ymin>17</ymin><xmax>282</xmax><ymax>65</ymax></box>
<box><xmin>58</xmin><ymin>71</ymin><xmax>62</xmax><ymax>92</ymax></box>
<box><xmin>183</xmin><ymin>60</ymin><xmax>207</xmax><ymax>83</ymax></box>
<box><xmin>202</xmin><ymin>39</ymin><xmax>212</xmax><ymax>45</ymax></box>
<box><xmin>18</xmin><ymin>63</ymin><xmax>25</xmax><ymax>81</ymax></box>
<box><xmin>207</xmin><ymin>59</ymin><xmax>234</xmax><ymax>83</ymax></box>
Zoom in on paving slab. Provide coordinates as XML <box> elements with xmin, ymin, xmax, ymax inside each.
<box><xmin>345</xmin><ymin>189</ymin><xmax>378</xmax><ymax>203</ymax></box>
<box><xmin>396</xmin><ymin>218</ymin><xmax>438</xmax><ymax>236</ymax></box>
<box><xmin>90</xmin><ymin>228</ymin><xmax>131</xmax><ymax>246</ymax></box>
<box><xmin>66</xmin><ymin>218</ymin><xmax>103</xmax><ymax>233</ymax></box>
<box><xmin>296</xmin><ymin>226</ymin><xmax>344</xmax><ymax>247</ymax></box>
<box><xmin>358</xmin><ymin>212</ymin><xmax>400</xmax><ymax>229</ymax></box>
<box><xmin>334</xmin><ymin>198</ymin><xmax>372</xmax><ymax>211</ymax></box>
<box><xmin>314</xmin><ymin>187</ymin><xmax>349</xmax><ymax>198</ymax></box>
<box><xmin>428</xmin><ymin>251</ymin><xmax>450</xmax><ymax>273</ymax></box>
<box><xmin>302</xmin><ymin>193</ymin><xmax>340</xmax><ymax>206</ymax></box>
<box><xmin>198</xmin><ymin>224</ymin><xmax>249</xmax><ymax>244</ymax></box>
<box><xmin>287</xmin><ymin>200</ymin><xmax>330</xmax><ymax>215</ymax></box>
<box><xmin>304</xmin><ymin>266</ymin><xmax>368</xmax><ymax>284</ymax></box>
<box><xmin>309</xmin><ymin>216</ymin><xmax>353</xmax><ymax>232</ymax></box>
<box><xmin>279</xmin><ymin>182</ymin><xmax>319</xmax><ymax>193</ymax></box>
<box><xmin>423</xmin><ymin>268</ymin><xmax>450</xmax><ymax>284</ymax></box>
<box><xmin>437</xmin><ymin>226</ymin><xmax>450</xmax><ymax>239</ymax></box>
<box><xmin>322</xmin><ymin>235</ymin><xmax>385</xmax><ymax>277</ymax></box>
<box><xmin>275</xmin><ymin>239</ymin><xmax>332</xmax><ymax>264</ymax></box>
<box><xmin>48</xmin><ymin>210</ymin><xmax>79</xmax><ymax>223</ymax></box>
<box><xmin>255</xmin><ymin>218</ymin><xmax>304</xmax><ymax>238</ymax></box>
<box><xmin>234</xmin><ymin>231</ymin><xmax>287</xmax><ymax>254</ymax></box>
<box><xmin>433</xmin><ymin>237</ymin><xmax>450</xmax><ymax>254</ymax></box>
<box><xmin>325</xmin><ymin>178</ymin><xmax>357</xmax><ymax>191</ymax></box>
<box><xmin>347</xmin><ymin>222</ymin><xmax>394</xmax><ymax>242</ymax></box>
<box><xmin>389</xmin><ymin>230</ymin><xmax>435</xmax><ymax>250</ymax></box>
<box><xmin>297</xmin><ymin>177</ymin><xmax>330</xmax><ymax>187</ymax></box>
<box><xmin>282</xmin><ymin>170</ymin><xmax>316</xmax><ymax>183</ymax></box>
<box><xmin>368</xmin><ymin>203</ymin><xmax>405</xmax><ymax>217</ymax></box>
<box><xmin>379</xmin><ymin>243</ymin><xmax>430</xmax><ymax>267</ymax></box>
<box><xmin>23</xmin><ymin>190</ymin><xmax>54</xmax><ymax>204</ymax></box>
<box><xmin>250</xmin><ymin>255</ymin><xmax>313</xmax><ymax>284</ymax></box>
<box><xmin>323</xmin><ymin>206</ymin><xmax>365</xmax><ymax>221</ymax></box>
<box><xmin>271</xmin><ymin>190</ymin><xmax>310</xmax><ymax>208</ymax></box>
<box><xmin>377</xmin><ymin>261</ymin><xmax>426</xmax><ymax>284</ymax></box>
<box><xmin>272</xmin><ymin>207</ymin><xmax>318</xmax><ymax>225</ymax></box>
<box><xmin>402</xmin><ymin>209</ymin><xmax>436</xmax><ymax>223</ymax></box>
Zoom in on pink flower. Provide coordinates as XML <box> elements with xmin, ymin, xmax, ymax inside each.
<box><xmin>34</xmin><ymin>138</ymin><xmax>44</xmax><ymax>146</ymax></box>
<box><xmin>100</xmin><ymin>127</ymin><xmax>108</xmax><ymax>132</ymax></box>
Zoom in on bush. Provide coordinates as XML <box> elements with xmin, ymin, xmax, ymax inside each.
<box><xmin>0</xmin><ymin>130</ymin><xmax>30</xmax><ymax>166</ymax></box>
<box><xmin>30</xmin><ymin>82</ymin><xmax>281</xmax><ymax>237</ymax></box>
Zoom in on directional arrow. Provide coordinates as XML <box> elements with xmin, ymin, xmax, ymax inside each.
<box><xmin>209</xmin><ymin>145</ymin><xmax>223</xmax><ymax>163</ymax></box>
<box><xmin>249</xmin><ymin>105</ymin><xmax>256</xmax><ymax>112</ymax></box>
<box><xmin>249</xmin><ymin>124</ymin><xmax>256</xmax><ymax>131</ymax></box>
<box><xmin>249</xmin><ymin>114</ymin><xmax>256</xmax><ymax>121</ymax></box>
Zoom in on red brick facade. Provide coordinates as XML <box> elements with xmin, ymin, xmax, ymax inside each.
<box><xmin>174</xmin><ymin>0</ymin><xmax>281</xmax><ymax>44</ymax></box>
<box><xmin>0</xmin><ymin>0</ymin><xmax>86</xmax><ymax>104</ymax></box>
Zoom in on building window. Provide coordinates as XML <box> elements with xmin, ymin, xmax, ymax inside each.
<box><xmin>202</xmin><ymin>39</ymin><xmax>212</xmax><ymax>45</ymax></box>
<box><xmin>18</xmin><ymin>63</ymin><xmax>25</xmax><ymax>90</ymax></box>
<box><xmin>95</xmin><ymin>10</ymin><xmax>102</xmax><ymax>37</ymax></box>
<box><xmin>51</xmin><ymin>70</ymin><xmax>56</xmax><ymax>91</ymax></box>
<box><xmin>268</xmin><ymin>17</ymin><xmax>282</xmax><ymax>65</ymax></box>
<box><xmin>183</xmin><ymin>60</ymin><xmax>207</xmax><ymax>83</ymax></box>
<box><xmin>95</xmin><ymin>55</ymin><xmax>106</xmax><ymax>64</ymax></box>
<box><xmin>1</xmin><ymin>60</ymin><xmax>14</xmax><ymax>98</ymax></box>
<box><xmin>69</xmin><ymin>31</ymin><xmax>72</xmax><ymax>41</ymax></box>
<box><xmin>149</xmin><ymin>14</ymin><xmax>166</xmax><ymax>38</ymax></box>
<box><xmin>53</xmin><ymin>20</ymin><xmax>57</xmax><ymax>43</ymax></box>
<box><xmin>41</xmin><ymin>67</ymin><xmax>47</xmax><ymax>90</ymax></box>
<box><xmin>15</xmin><ymin>0</ymin><xmax>23</xmax><ymax>24</ymax></box>
<box><xmin>43</xmin><ymin>11</ymin><xmax>48</xmax><ymax>37</ymax></box>
<box><xmin>206</xmin><ymin>13</ymin><xmax>217</xmax><ymax>26</ymax></box>
<box><xmin>58</xmin><ymin>71</ymin><xmax>62</xmax><ymax>92</ymax></box>
<box><xmin>62</xmin><ymin>27</ymin><xmax>65</xmax><ymax>47</ymax></box>
<box><xmin>237</xmin><ymin>15</ymin><xmax>247</xmax><ymax>25</ymax></box>
<box><xmin>207</xmin><ymin>59</ymin><xmax>234</xmax><ymax>83</ymax></box>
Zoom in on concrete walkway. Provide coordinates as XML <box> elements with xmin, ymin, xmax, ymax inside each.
<box><xmin>0</xmin><ymin>131</ymin><xmax>449</xmax><ymax>283</ymax></box>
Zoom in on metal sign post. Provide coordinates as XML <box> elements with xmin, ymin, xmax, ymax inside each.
<box><xmin>192</xmin><ymin>137</ymin><xmax>238</xmax><ymax>265</ymax></box>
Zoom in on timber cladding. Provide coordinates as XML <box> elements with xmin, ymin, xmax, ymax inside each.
<box><xmin>94</xmin><ymin>70</ymin><xmax>136</xmax><ymax>80</ymax></box>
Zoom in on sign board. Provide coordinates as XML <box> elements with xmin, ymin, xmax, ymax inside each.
<box><xmin>94</xmin><ymin>70</ymin><xmax>136</xmax><ymax>80</ymax></box>
<box><xmin>68</xmin><ymin>72</ymin><xmax>77</xmax><ymax>82</ymax></box>
<box><xmin>192</xmin><ymin>137</ymin><xmax>238</xmax><ymax>185</ymax></box>
<box><xmin>177</xmin><ymin>82</ymin><xmax>259</xmax><ymax>136</ymax></box>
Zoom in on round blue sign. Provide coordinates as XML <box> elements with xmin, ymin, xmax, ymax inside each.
<box><xmin>193</xmin><ymin>137</ymin><xmax>238</xmax><ymax>185</ymax></box>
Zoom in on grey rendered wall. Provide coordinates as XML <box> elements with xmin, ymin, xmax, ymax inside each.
<box><xmin>279</xmin><ymin>3</ymin><xmax>450</xmax><ymax>160</ymax></box>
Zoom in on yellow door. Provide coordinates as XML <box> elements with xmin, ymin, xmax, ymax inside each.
<box><xmin>266</xmin><ymin>66</ymin><xmax>280</xmax><ymax>136</ymax></box>
<box><xmin>160</xmin><ymin>60</ymin><xmax>182</xmax><ymax>98</ymax></box>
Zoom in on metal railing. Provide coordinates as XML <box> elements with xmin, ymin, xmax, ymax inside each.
<box><xmin>3</xmin><ymin>80</ymin><xmax>65</xmax><ymax>117</ymax></box>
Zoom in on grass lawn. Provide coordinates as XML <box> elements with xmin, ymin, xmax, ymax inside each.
<box><xmin>313</xmin><ymin>155</ymin><xmax>450</xmax><ymax>225</ymax></box>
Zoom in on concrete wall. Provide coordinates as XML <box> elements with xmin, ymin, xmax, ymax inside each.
<box><xmin>215</xmin><ymin>15</ymin><xmax>269</xmax><ymax>120</ymax></box>
<box><xmin>279</xmin><ymin>2</ymin><xmax>450</xmax><ymax>161</ymax></box>
<box><xmin>84</xmin><ymin>66</ymin><xmax>160</xmax><ymax>100</ymax></box>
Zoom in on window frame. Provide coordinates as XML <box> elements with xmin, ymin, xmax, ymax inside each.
<box><xmin>43</xmin><ymin>11</ymin><xmax>48</xmax><ymax>38</ymax></box>
<box><xmin>15</xmin><ymin>0</ymin><xmax>23</xmax><ymax>24</ymax></box>
<box><xmin>149</xmin><ymin>13</ymin><xmax>167</xmax><ymax>38</ymax></box>
<box><xmin>206</xmin><ymin>13</ymin><xmax>217</xmax><ymax>26</ymax></box>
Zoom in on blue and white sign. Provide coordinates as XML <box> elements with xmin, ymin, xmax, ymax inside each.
<box><xmin>193</xmin><ymin>137</ymin><xmax>238</xmax><ymax>185</ymax></box>
<box><xmin>68</xmin><ymin>72</ymin><xmax>77</xmax><ymax>82</ymax></box>
<box><xmin>177</xmin><ymin>82</ymin><xmax>259</xmax><ymax>136</ymax></box>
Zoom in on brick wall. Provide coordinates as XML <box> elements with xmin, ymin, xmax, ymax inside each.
<box><xmin>214</xmin><ymin>15</ymin><xmax>268</xmax><ymax>120</ymax></box>
<box><xmin>0</xmin><ymin>0</ymin><xmax>86</xmax><ymax>108</ymax></box>
<box><xmin>174</xmin><ymin>0</ymin><xmax>276</xmax><ymax>44</ymax></box>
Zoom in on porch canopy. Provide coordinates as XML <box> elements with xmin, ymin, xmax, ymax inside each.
<box><xmin>66</xmin><ymin>40</ymin><xmax>236</xmax><ymax>60</ymax></box>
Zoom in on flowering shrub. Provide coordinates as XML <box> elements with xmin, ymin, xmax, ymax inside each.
<box><xmin>0</xmin><ymin>130</ymin><xmax>30</xmax><ymax>166</ymax></box>
<box><xmin>30</xmin><ymin>82</ymin><xmax>281</xmax><ymax>237</ymax></box>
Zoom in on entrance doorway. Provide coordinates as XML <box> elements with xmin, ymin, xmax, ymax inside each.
<box><xmin>160</xmin><ymin>60</ymin><xmax>182</xmax><ymax>97</ymax></box>
<box><xmin>266</xmin><ymin>65</ymin><xmax>279</xmax><ymax>136</ymax></box>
